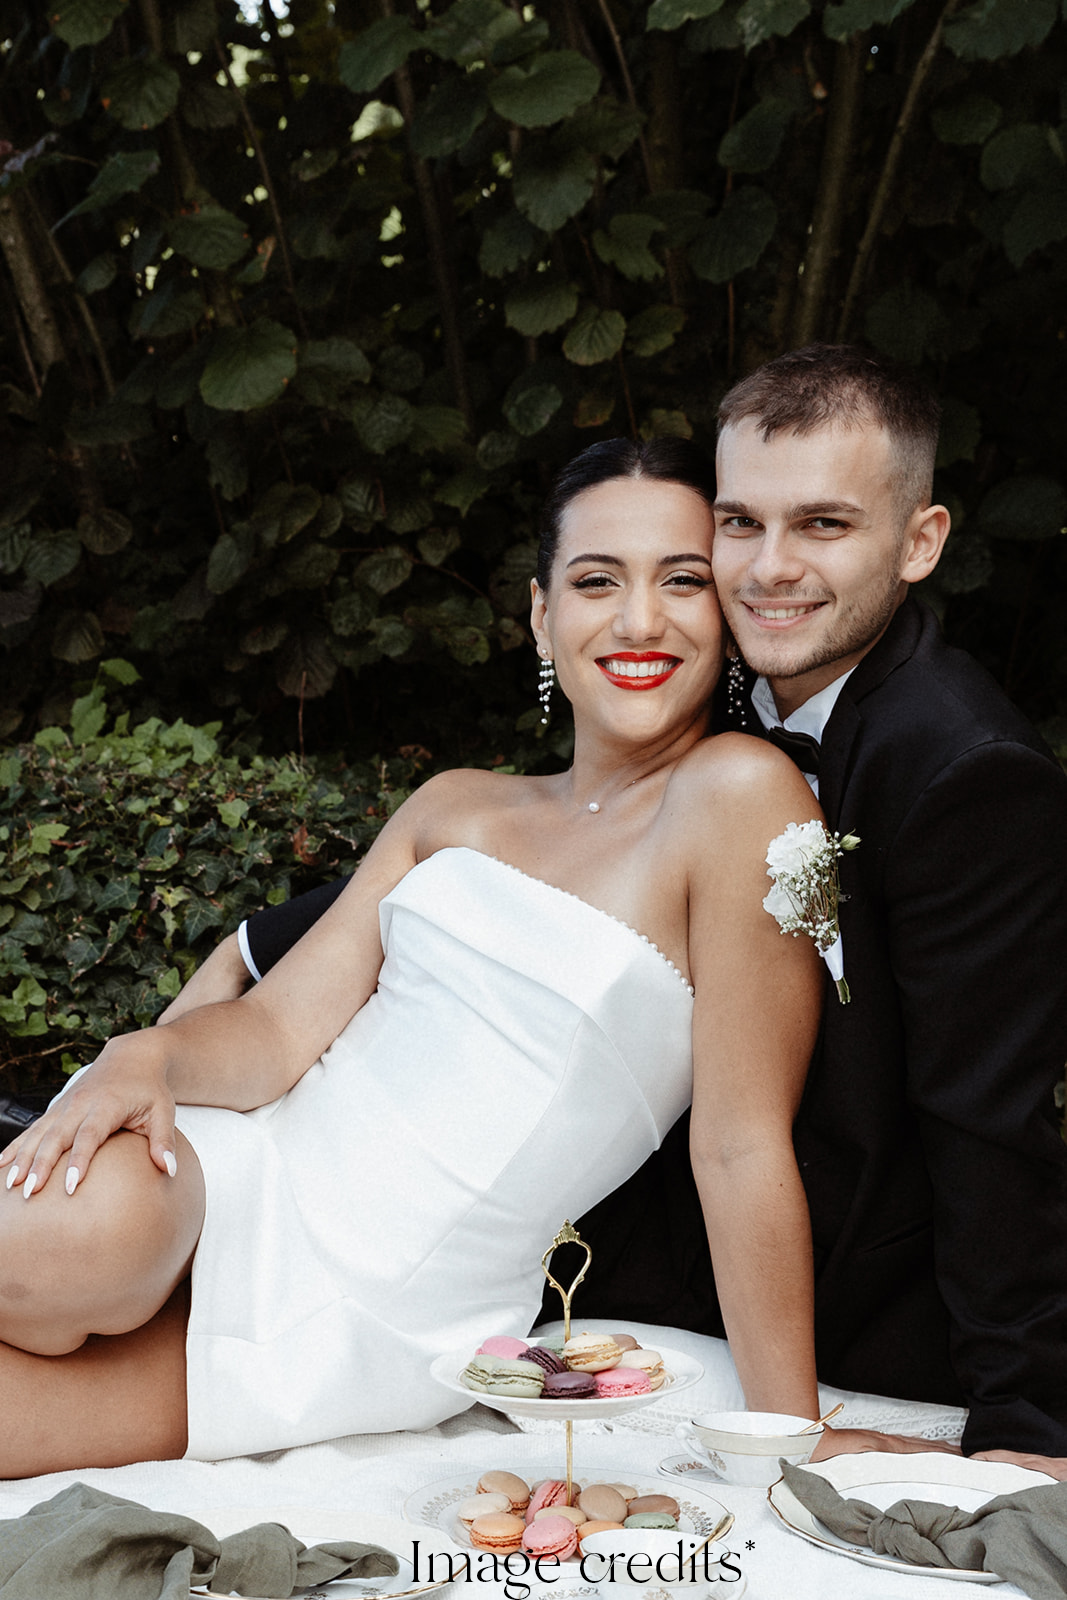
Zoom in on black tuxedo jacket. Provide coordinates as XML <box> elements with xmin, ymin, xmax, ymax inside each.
<box><xmin>243</xmin><ymin>599</ymin><xmax>1067</xmax><ymax>1454</ymax></box>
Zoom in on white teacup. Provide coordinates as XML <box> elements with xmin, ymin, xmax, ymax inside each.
<box><xmin>676</xmin><ymin>1410</ymin><xmax>822</xmax><ymax>1488</ymax></box>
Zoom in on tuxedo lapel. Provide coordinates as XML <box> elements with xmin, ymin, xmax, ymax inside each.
<box><xmin>818</xmin><ymin>597</ymin><xmax>925</xmax><ymax>827</ymax></box>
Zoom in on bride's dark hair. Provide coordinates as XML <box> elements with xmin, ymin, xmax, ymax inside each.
<box><xmin>536</xmin><ymin>437</ymin><xmax>717</xmax><ymax>590</ymax></box>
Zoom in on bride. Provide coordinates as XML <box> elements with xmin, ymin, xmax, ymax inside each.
<box><xmin>0</xmin><ymin>438</ymin><xmax>822</xmax><ymax>1476</ymax></box>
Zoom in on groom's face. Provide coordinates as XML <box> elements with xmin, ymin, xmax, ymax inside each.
<box><xmin>712</xmin><ymin>418</ymin><xmax>933</xmax><ymax>718</ymax></box>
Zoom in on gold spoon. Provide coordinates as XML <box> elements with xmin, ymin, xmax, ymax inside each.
<box><xmin>798</xmin><ymin>1402</ymin><xmax>844</xmax><ymax>1434</ymax></box>
<box><xmin>688</xmin><ymin>1509</ymin><xmax>735</xmax><ymax>1564</ymax></box>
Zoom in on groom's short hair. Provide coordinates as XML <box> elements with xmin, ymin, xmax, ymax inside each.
<box><xmin>717</xmin><ymin>344</ymin><xmax>942</xmax><ymax>516</ymax></box>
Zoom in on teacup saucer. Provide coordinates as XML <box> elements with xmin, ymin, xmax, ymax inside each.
<box><xmin>658</xmin><ymin>1454</ymin><xmax>725</xmax><ymax>1486</ymax></box>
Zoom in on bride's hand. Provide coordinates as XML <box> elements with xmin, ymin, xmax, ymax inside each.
<box><xmin>811</xmin><ymin>1425</ymin><xmax>961</xmax><ymax>1461</ymax></box>
<box><xmin>0</xmin><ymin>1034</ymin><xmax>177</xmax><ymax>1198</ymax></box>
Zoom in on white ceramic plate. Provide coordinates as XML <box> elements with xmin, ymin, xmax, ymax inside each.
<box><xmin>768</xmin><ymin>1451</ymin><xmax>1056</xmax><ymax>1582</ymax></box>
<box><xmin>430</xmin><ymin>1344</ymin><xmax>703</xmax><ymax>1421</ymax></box>
<box><xmin>189</xmin><ymin>1508</ymin><xmax>468</xmax><ymax>1599</ymax></box>
<box><xmin>404</xmin><ymin>1469</ymin><xmax>739</xmax><ymax>1600</ymax></box>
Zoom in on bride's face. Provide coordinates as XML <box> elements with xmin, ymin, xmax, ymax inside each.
<box><xmin>530</xmin><ymin>475</ymin><xmax>723</xmax><ymax>741</ymax></box>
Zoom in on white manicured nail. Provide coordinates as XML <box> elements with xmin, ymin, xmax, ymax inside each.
<box><xmin>22</xmin><ymin>1173</ymin><xmax>37</xmax><ymax>1200</ymax></box>
<box><xmin>5</xmin><ymin>1166</ymin><xmax>19</xmax><ymax>1191</ymax></box>
<box><xmin>163</xmin><ymin>1151</ymin><xmax>177</xmax><ymax>1178</ymax></box>
<box><xmin>65</xmin><ymin>1167</ymin><xmax>80</xmax><ymax>1196</ymax></box>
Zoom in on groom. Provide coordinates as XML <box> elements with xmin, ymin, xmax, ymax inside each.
<box><xmin>156</xmin><ymin>346</ymin><xmax>1067</xmax><ymax>1468</ymax></box>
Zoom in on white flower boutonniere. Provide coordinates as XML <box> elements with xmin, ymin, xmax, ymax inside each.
<box><xmin>763</xmin><ymin>821</ymin><xmax>860</xmax><ymax>1003</ymax></box>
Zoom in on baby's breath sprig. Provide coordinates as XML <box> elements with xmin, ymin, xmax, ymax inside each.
<box><xmin>762</xmin><ymin>821</ymin><xmax>860</xmax><ymax>1003</ymax></box>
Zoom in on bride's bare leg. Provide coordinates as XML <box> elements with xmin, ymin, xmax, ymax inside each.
<box><xmin>0</xmin><ymin>1127</ymin><xmax>204</xmax><ymax>1475</ymax></box>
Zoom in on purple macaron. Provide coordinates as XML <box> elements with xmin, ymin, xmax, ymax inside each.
<box><xmin>543</xmin><ymin>1370</ymin><xmax>597</xmax><ymax>1398</ymax></box>
<box><xmin>523</xmin><ymin>1345</ymin><xmax>567</xmax><ymax>1377</ymax></box>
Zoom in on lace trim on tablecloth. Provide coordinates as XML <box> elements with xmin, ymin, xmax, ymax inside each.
<box><xmin>512</xmin><ymin>1403</ymin><xmax>966</xmax><ymax>1446</ymax></box>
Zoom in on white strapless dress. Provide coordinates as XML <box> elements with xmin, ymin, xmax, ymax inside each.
<box><xmin>175</xmin><ymin>847</ymin><xmax>694</xmax><ymax>1459</ymax></box>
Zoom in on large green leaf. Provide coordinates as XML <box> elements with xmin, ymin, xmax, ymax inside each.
<box><xmin>559</xmin><ymin>101</ymin><xmax>644</xmax><ymax>161</ymax></box>
<box><xmin>504</xmin><ymin>381</ymin><xmax>563</xmax><ymax>436</ymax></box>
<box><xmin>338</xmin><ymin>18</ymin><xmax>419</xmax><ymax>94</ymax></box>
<box><xmin>167</xmin><ymin>0</ymin><xmax>217</xmax><ymax>52</ymax></box>
<box><xmin>980</xmin><ymin>126</ymin><xmax>1061</xmax><ymax>193</ymax></box>
<box><xmin>648</xmin><ymin>0</ymin><xmax>725</xmax><ymax>31</ymax></box>
<box><xmin>275</xmin><ymin>633</ymin><xmax>338</xmax><ymax>698</ymax></box>
<box><xmin>489</xmin><ymin>52</ymin><xmax>600</xmax><ymax>128</ymax></box>
<box><xmin>167</xmin><ymin>207</ymin><xmax>249</xmax><ymax>271</ymax></box>
<box><xmin>100</xmin><ymin>56</ymin><xmax>181</xmax><ymax>131</ymax></box>
<box><xmin>823</xmin><ymin>0</ymin><xmax>914</xmax><ymax>41</ymax></box>
<box><xmin>977</xmin><ymin>475</ymin><xmax>1067</xmax><ymax>540</ymax></box>
<box><xmin>626</xmin><ymin>305</ymin><xmax>686</xmax><ymax>357</ymax></box>
<box><xmin>385</xmin><ymin>492</ymin><xmax>434</xmax><ymax>534</ymax></box>
<box><xmin>425</xmin><ymin>0</ymin><xmax>520</xmax><ymax>65</ymax></box>
<box><xmin>181</xmin><ymin>79</ymin><xmax>239</xmax><ymax>130</ymax></box>
<box><xmin>281</xmin><ymin>542</ymin><xmax>341</xmax><ymax>589</ymax></box>
<box><xmin>689</xmin><ymin>187</ymin><xmax>777</xmax><ymax>282</ymax></box>
<box><xmin>206</xmin><ymin>529</ymin><xmax>253</xmax><ymax>595</ymax></box>
<box><xmin>563</xmin><ymin>306</ymin><xmax>626</xmax><ymax>365</ymax></box>
<box><xmin>357</xmin><ymin>546</ymin><xmax>414</xmax><ymax>595</ymax></box>
<box><xmin>357</xmin><ymin>394</ymin><xmax>415</xmax><ymax>454</ymax></box>
<box><xmin>437</xmin><ymin>468</ymin><xmax>491</xmax><ymax>515</ymax></box>
<box><xmin>737</xmin><ymin>0</ymin><xmax>811</xmax><ymax>51</ymax></box>
<box><xmin>505</xmin><ymin>279</ymin><xmax>578</xmax><ymax>336</ymax></box>
<box><xmin>61</xmin><ymin>149</ymin><xmax>160</xmax><ymax>222</ymax></box>
<box><xmin>593</xmin><ymin>213</ymin><xmax>665</xmax><ymax>281</ymax></box>
<box><xmin>51</xmin><ymin>0</ymin><xmax>127</xmax><ymax>48</ymax></box>
<box><xmin>513</xmin><ymin>145</ymin><xmax>597</xmax><ymax>231</ymax></box>
<box><xmin>1003</xmin><ymin>189</ymin><xmax>1067</xmax><ymax>266</ymax></box>
<box><xmin>22</xmin><ymin>531</ymin><xmax>81</xmax><ymax>587</ymax></box>
<box><xmin>636</xmin><ymin>189</ymin><xmax>713</xmax><ymax>248</ymax></box>
<box><xmin>931</xmin><ymin>93</ymin><xmax>1002</xmax><ymax>146</ymax></box>
<box><xmin>199</xmin><ymin>322</ymin><xmax>298</xmax><ymax>412</ymax></box>
<box><xmin>945</xmin><ymin>0</ymin><xmax>1057</xmax><ymax>61</ymax></box>
<box><xmin>249</xmin><ymin>484</ymin><xmax>323</xmax><ymax>547</ymax></box>
<box><xmin>409</xmin><ymin>406</ymin><xmax>468</xmax><ymax>452</ymax></box>
<box><xmin>52</xmin><ymin>611</ymin><xmax>104</xmax><ymax>663</ymax></box>
<box><xmin>718</xmin><ymin>96</ymin><xmax>793</xmax><ymax>170</ymax></box>
<box><xmin>411</xmin><ymin>77</ymin><xmax>488</xmax><ymax>158</ymax></box>
<box><xmin>0</xmin><ymin>524</ymin><xmax>31</xmax><ymax>575</ymax></box>
<box><xmin>77</xmin><ymin>509</ymin><xmax>134</xmax><ymax>555</ymax></box>
<box><xmin>479</xmin><ymin>213</ymin><xmax>543</xmax><ymax>276</ymax></box>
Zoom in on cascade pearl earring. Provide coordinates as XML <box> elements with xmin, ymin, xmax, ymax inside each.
<box><xmin>726</xmin><ymin>652</ymin><xmax>749</xmax><ymax>728</ymax></box>
<box><xmin>538</xmin><ymin>653</ymin><xmax>555</xmax><ymax>725</ymax></box>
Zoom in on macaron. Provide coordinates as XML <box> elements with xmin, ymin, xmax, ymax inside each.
<box><xmin>608</xmin><ymin>1484</ymin><xmax>638</xmax><ymax>1502</ymax></box>
<box><xmin>469</xmin><ymin>1512</ymin><xmax>526</xmax><ymax>1552</ymax></box>
<box><xmin>461</xmin><ymin>1355</ymin><xmax>496</xmax><ymax>1391</ymax></box>
<box><xmin>610</xmin><ymin>1333</ymin><xmax>641</xmax><ymax>1351</ymax></box>
<box><xmin>534</xmin><ymin>1506</ymin><xmax>587</xmax><ymax>1529</ymax></box>
<box><xmin>521</xmin><ymin>1514</ymin><xmax>578</xmax><ymax>1561</ymax></box>
<box><xmin>477</xmin><ymin>1335</ymin><xmax>530</xmax><ymax>1359</ymax></box>
<box><xmin>523</xmin><ymin>1345</ymin><xmax>567</xmax><ymax>1377</ymax></box>
<box><xmin>577</xmin><ymin>1519</ymin><xmax>625</xmax><ymax>1552</ymax></box>
<box><xmin>563</xmin><ymin>1334</ymin><xmax>622</xmax><ymax>1372</ymax></box>
<box><xmin>625</xmin><ymin>1512</ymin><xmax>678</xmax><ymax>1530</ymax></box>
<box><xmin>594</xmin><ymin>1367</ymin><xmax>651</xmax><ymax>1399</ymax></box>
<box><xmin>457</xmin><ymin>1492</ymin><xmax>509</xmax><ymax>1529</ymax></box>
<box><xmin>476</xmin><ymin>1358</ymin><xmax>545</xmax><ymax>1399</ymax></box>
<box><xmin>617</xmin><ymin>1349</ymin><xmax>666</xmax><ymax>1389</ymax></box>
<box><xmin>543</xmin><ymin>1370</ymin><xmax>596</xmax><ymax>1399</ymax></box>
<box><xmin>534</xmin><ymin>1333</ymin><xmax>567</xmax><ymax>1355</ymax></box>
<box><xmin>526</xmin><ymin>1479</ymin><xmax>570</xmax><ymax>1523</ymax></box>
<box><xmin>627</xmin><ymin>1494</ymin><xmax>680</xmax><ymax>1519</ymax></box>
<box><xmin>478</xmin><ymin>1470</ymin><xmax>531</xmax><ymax>1513</ymax></box>
<box><xmin>578</xmin><ymin>1484</ymin><xmax>629</xmax><ymax>1523</ymax></box>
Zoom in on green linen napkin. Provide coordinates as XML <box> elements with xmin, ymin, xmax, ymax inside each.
<box><xmin>0</xmin><ymin>1482</ymin><xmax>399</xmax><ymax>1600</ymax></box>
<box><xmin>780</xmin><ymin>1460</ymin><xmax>1067</xmax><ymax>1600</ymax></box>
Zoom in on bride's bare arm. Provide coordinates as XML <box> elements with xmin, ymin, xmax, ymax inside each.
<box><xmin>682</xmin><ymin>734</ymin><xmax>824</xmax><ymax>1420</ymax></box>
<box><xmin>0</xmin><ymin>793</ymin><xmax>429</xmax><ymax>1197</ymax></box>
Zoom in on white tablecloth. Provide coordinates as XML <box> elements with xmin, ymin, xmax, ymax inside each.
<box><xmin>1</xmin><ymin>1322</ymin><xmax>1022</xmax><ymax>1599</ymax></box>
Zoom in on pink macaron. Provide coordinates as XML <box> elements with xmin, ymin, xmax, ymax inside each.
<box><xmin>526</xmin><ymin>1479</ymin><xmax>570</xmax><ymax>1523</ymax></box>
<box><xmin>522</xmin><ymin>1513</ymin><xmax>579</xmax><ymax>1560</ymax></box>
<box><xmin>594</xmin><ymin>1367</ymin><xmax>652</xmax><ymax>1399</ymax></box>
<box><xmin>476</xmin><ymin>1335</ymin><xmax>530</xmax><ymax>1359</ymax></box>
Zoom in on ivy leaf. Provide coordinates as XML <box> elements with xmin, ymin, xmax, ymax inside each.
<box><xmin>249</xmin><ymin>483</ymin><xmax>322</xmax><ymax>547</ymax></box>
<box><xmin>338</xmin><ymin>17</ymin><xmax>419</xmax><ymax>94</ymax></box>
<box><xmin>206</xmin><ymin>528</ymin><xmax>254</xmax><ymax>595</ymax></box>
<box><xmin>411</xmin><ymin>77</ymin><xmax>488</xmax><ymax>158</ymax></box>
<box><xmin>281</xmin><ymin>542</ymin><xmax>341</xmax><ymax>589</ymax></box>
<box><xmin>592</xmin><ymin>213</ymin><xmax>665</xmax><ymax>281</ymax></box>
<box><xmin>647</xmin><ymin>0</ymin><xmax>726</xmax><ymax>28</ymax></box>
<box><xmin>504</xmin><ymin>382</ymin><xmax>563</xmax><ymax>436</ymax></box>
<box><xmin>409</xmin><ymin>405</ymin><xmax>467</xmax><ymax>452</ymax></box>
<box><xmin>945</xmin><ymin>0</ymin><xmax>1058</xmax><ymax>61</ymax></box>
<box><xmin>626</xmin><ymin>304</ymin><xmax>687</xmax><ymax>356</ymax></box>
<box><xmin>823</xmin><ymin>0</ymin><xmax>913</xmax><ymax>42</ymax></box>
<box><xmin>357</xmin><ymin>394</ymin><xmax>415</xmax><ymax>454</ymax></box>
<box><xmin>384</xmin><ymin>491</ymin><xmax>434</xmax><ymax>534</ymax></box>
<box><xmin>52</xmin><ymin>611</ymin><xmax>105</xmax><ymax>663</ymax></box>
<box><xmin>275</xmin><ymin>633</ymin><xmax>338</xmax><ymax>698</ymax></box>
<box><xmin>513</xmin><ymin>145</ymin><xmax>597</xmax><ymax>231</ymax></box>
<box><xmin>479</xmin><ymin>212</ymin><xmax>543</xmax><ymax>276</ymax></box>
<box><xmin>488</xmin><ymin>51</ymin><xmax>600</xmax><ymax>128</ymax></box>
<box><xmin>931</xmin><ymin>93</ymin><xmax>1002</xmax><ymax>146</ymax></box>
<box><xmin>505</xmin><ymin>279</ymin><xmax>578</xmax><ymax>336</ymax></box>
<box><xmin>357</xmin><ymin>546</ymin><xmax>414</xmax><ymax>595</ymax></box>
<box><xmin>167</xmin><ymin>206</ymin><xmax>250</xmax><ymax>271</ymax></box>
<box><xmin>563</xmin><ymin>306</ymin><xmax>627</xmax><ymax>365</ymax></box>
<box><xmin>437</xmin><ymin>467</ymin><xmax>491</xmax><ymax>514</ymax></box>
<box><xmin>59</xmin><ymin>148</ymin><xmax>159</xmax><ymax>222</ymax></box>
<box><xmin>77</xmin><ymin>508</ymin><xmax>134</xmax><ymax>555</ymax></box>
<box><xmin>51</xmin><ymin>0</ymin><xmax>128</xmax><ymax>48</ymax></box>
<box><xmin>419</xmin><ymin>529</ymin><xmax>462</xmax><ymax>566</ymax></box>
<box><xmin>977</xmin><ymin>474</ymin><xmax>1067</xmax><ymax>540</ymax></box>
<box><xmin>200</xmin><ymin>321</ymin><xmax>298</xmax><ymax>411</ymax></box>
<box><xmin>301</xmin><ymin>338</ymin><xmax>372</xmax><ymax>385</ymax></box>
<box><xmin>22</xmin><ymin>531</ymin><xmax>81</xmax><ymax>587</ymax></box>
<box><xmin>717</xmin><ymin>96</ymin><xmax>794</xmax><ymax>171</ymax></box>
<box><xmin>369</xmin><ymin>616</ymin><xmax>416</xmax><ymax>658</ymax></box>
<box><xmin>100</xmin><ymin>56</ymin><xmax>181</xmax><ymax>131</ymax></box>
<box><xmin>689</xmin><ymin>187</ymin><xmax>777</xmax><ymax>282</ymax></box>
<box><xmin>737</xmin><ymin>0</ymin><xmax>811</xmax><ymax>50</ymax></box>
<box><xmin>339</xmin><ymin>477</ymin><xmax>381</xmax><ymax>528</ymax></box>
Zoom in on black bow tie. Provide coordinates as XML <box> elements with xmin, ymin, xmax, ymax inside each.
<box><xmin>765</xmin><ymin>724</ymin><xmax>821</xmax><ymax>776</ymax></box>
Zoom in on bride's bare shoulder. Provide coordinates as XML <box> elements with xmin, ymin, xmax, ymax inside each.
<box><xmin>668</xmin><ymin>733</ymin><xmax>821</xmax><ymax>862</ymax></box>
<box><xmin>400</xmin><ymin>765</ymin><xmax>540</xmax><ymax>841</ymax></box>
<box><xmin>674</xmin><ymin>730</ymin><xmax>808</xmax><ymax>800</ymax></box>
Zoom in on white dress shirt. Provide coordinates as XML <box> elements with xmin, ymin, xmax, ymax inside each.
<box><xmin>749</xmin><ymin>668</ymin><xmax>856</xmax><ymax>797</ymax></box>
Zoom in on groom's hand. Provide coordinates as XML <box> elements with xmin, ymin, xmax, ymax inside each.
<box><xmin>811</xmin><ymin>1425</ymin><xmax>961</xmax><ymax>1461</ymax></box>
<box><xmin>971</xmin><ymin>1449</ymin><xmax>1067</xmax><ymax>1480</ymax></box>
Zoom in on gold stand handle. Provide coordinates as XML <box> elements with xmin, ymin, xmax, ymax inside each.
<box><xmin>540</xmin><ymin>1220</ymin><xmax>592</xmax><ymax>1504</ymax></box>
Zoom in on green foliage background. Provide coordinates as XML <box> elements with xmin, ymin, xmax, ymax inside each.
<box><xmin>1</xmin><ymin>0</ymin><xmax>1067</xmax><ymax>1081</ymax></box>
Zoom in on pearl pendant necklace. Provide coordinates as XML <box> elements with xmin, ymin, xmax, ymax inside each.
<box><xmin>588</xmin><ymin>801</ymin><xmax>600</xmax><ymax>813</ymax></box>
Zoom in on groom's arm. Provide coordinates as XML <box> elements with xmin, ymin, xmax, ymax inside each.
<box><xmin>888</xmin><ymin>739</ymin><xmax>1067</xmax><ymax>1460</ymax></box>
<box><xmin>156</xmin><ymin>879</ymin><xmax>348</xmax><ymax>1022</ymax></box>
